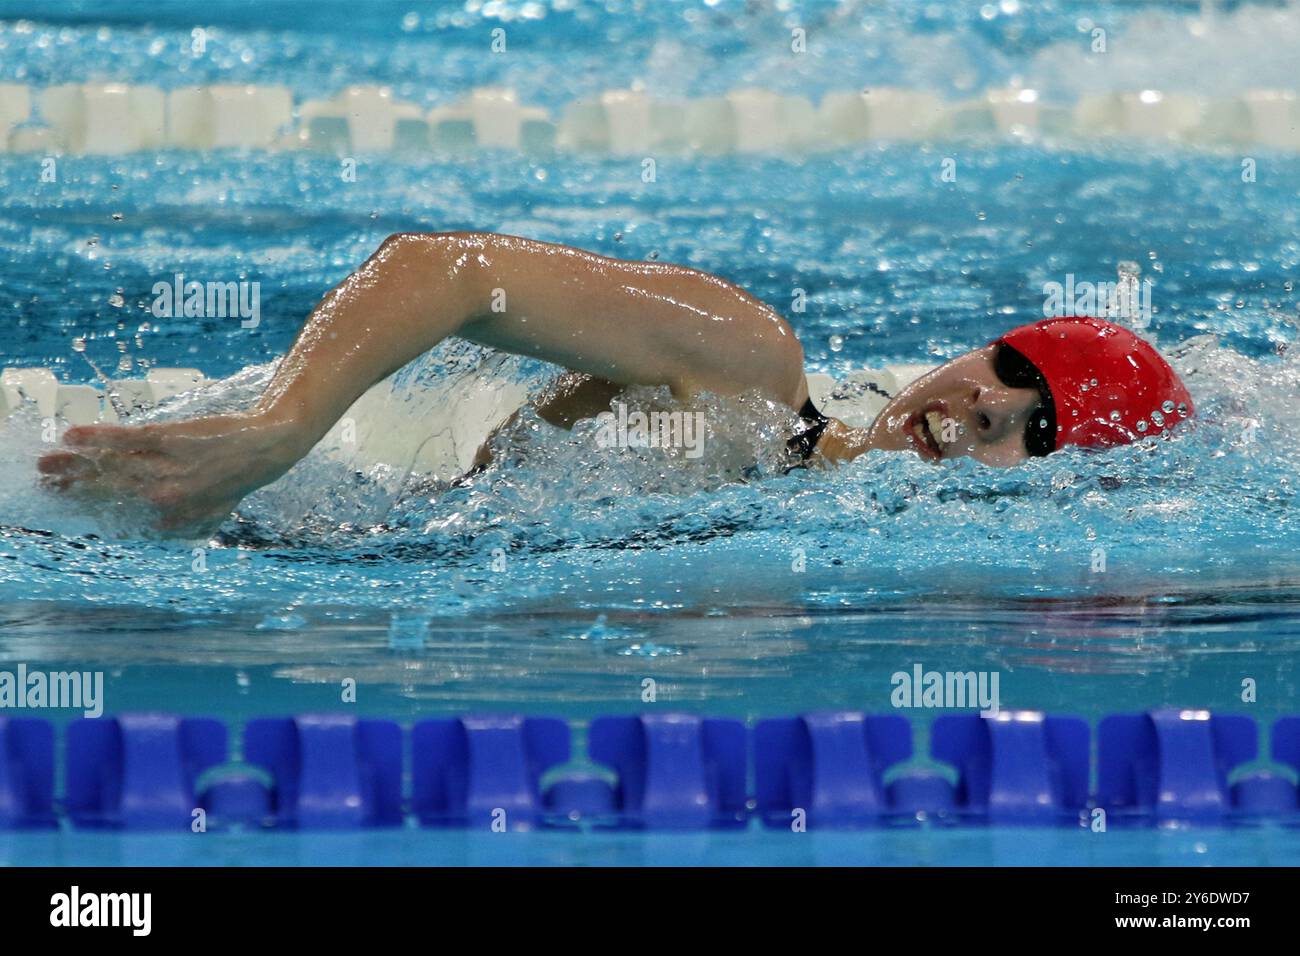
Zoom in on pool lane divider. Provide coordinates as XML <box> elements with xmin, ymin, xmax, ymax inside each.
<box><xmin>1</xmin><ymin>709</ymin><xmax>1298</xmax><ymax>831</ymax></box>
<box><xmin>4</xmin><ymin>82</ymin><xmax>1300</xmax><ymax>156</ymax></box>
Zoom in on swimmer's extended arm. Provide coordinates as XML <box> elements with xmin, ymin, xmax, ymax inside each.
<box><xmin>39</xmin><ymin>232</ymin><xmax>807</xmax><ymax>531</ymax></box>
<box><xmin>255</xmin><ymin>232</ymin><xmax>807</xmax><ymax>442</ymax></box>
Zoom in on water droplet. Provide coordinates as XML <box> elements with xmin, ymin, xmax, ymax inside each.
<box><xmin>1136</xmin><ymin>419</ymin><xmax>1148</xmax><ymax>432</ymax></box>
<box><xmin>1177</xmin><ymin>402</ymin><xmax>1188</xmax><ymax>416</ymax></box>
<box><xmin>976</xmin><ymin>211</ymin><xmax>986</xmax><ymax>221</ymax></box>
<box><xmin>1110</xmin><ymin>410</ymin><xmax>1121</xmax><ymax>422</ymax></box>
<box><xmin>829</xmin><ymin>335</ymin><xmax>844</xmax><ymax>353</ymax></box>
<box><xmin>108</xmin><ymin>292</ymin><xmax>124</xmax><ymax>308</ymax></box>
<box><xmin>1162</xmin><ymin>400</ymin><xmax>1175</xmax><ymax>413</ymax></box>
<box><xmin>1151</xmin><ymin>411</ymin><xmax>1164</xmax><ymax>426</ymax></box>
<box><xmin>71</xmin><ymin>337</ymin><xmax>86</xmax><ymax>352</ymax></box>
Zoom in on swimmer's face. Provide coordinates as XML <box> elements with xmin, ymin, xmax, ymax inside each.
<box><xmin>865</xmin><ymin>344</ymin><xmax>1054</xmax><ymax>467</ymax></box>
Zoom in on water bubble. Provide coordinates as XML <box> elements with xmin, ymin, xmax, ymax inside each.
<box><xmin>1136</xmin><ymin>420</ymin><xmax>1148</xmax><ymax>432</ymax></box>
<box><xmin>1177</xmin><ymin>402</ymin><xmax>1188</xmax><ymax>416</ymax></box>
<box><xmin>1162</xmin><ymin>400</ymin><xmax>1175</xmax><ymax>414</ymax></box>
<box><xmin>71</xmin><ymin>337</ymin><xmax>86</xmax><ymax>352</ymax></box>
<box><xmin>1110</xmin><ymin>410</ymin><xmax>1121</xmax><ymax>421</ymax></box>
<box><xmin>108</xmin><ymin>292</ymin><xmax>124</xmax><ymax>308</ymax></box>
<box><xmin>829</xmin><ymin>335</ymin><xmax>844</xmax><ymax>353</ymax></box>
<box><xmin>1151</xmin><ymin>411</ymin><xmax>1164</xmax><ymax>426</ymax></box>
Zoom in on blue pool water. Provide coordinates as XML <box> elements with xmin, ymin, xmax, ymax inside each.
<box><xmin>2</xmin><ymin>1</ymin><xmax>1300</xmax><ymax>864</ymax></box>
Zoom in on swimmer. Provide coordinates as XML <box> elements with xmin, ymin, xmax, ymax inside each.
<box><xmin>36</xmin><ymin>232</ymin><xmax>1193</xmax><ymax>533</ymax></box>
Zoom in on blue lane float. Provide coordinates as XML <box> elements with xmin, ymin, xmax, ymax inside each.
<box><xmin>931</xmin><ymin>712</ymin><xmax>1089</xmax><ymax>824</ymax></box>
<box><xmin>12</xmin><ymin>709</ymin><xmax>1300</xmax><ymax>831</ymax></box>
<box><xmin>412</xmin><ymin>714</ymin><xmax>569</xmax><ymax>829</ymax></box>
<box><xmin>65</xmin><ymin>714</ymin><xmax>226</xmax><ymax>829</ymax></box>
<box><xmin>755</xmin><ymin>712</ymin><xmax>910</xmax><ymax>827</ymax></box>
<box><xmin>1255</xmin><ymin>716</ymin><xmax>1300</xmax><ymax>816</ymax></box>
<box><xmin>242</xmin><ymin>714</ymin><xmax>403</xmax><ymax>828</ymax></box>
<box><xmin>1098</xmin><ymin>709</ymin><xmax>1259</xmax><ymax>823</ymax></box>
<box><xmin>586</xmin><ymin>713</ymin><xmax>747</xmax><ymax>829</ymax></box>
<box><xmin>0</xmin><ymin>717</ymin><xmax>54</xmax><ymax>828</ymax></box>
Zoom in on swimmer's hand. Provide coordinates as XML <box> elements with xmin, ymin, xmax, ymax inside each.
<box><xmin>37</xmin><ymin>412</ymin><xmax>306</xmax><ymax>535</ymax></box>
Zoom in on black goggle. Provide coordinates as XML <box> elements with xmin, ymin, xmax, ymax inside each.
<box><xmin>992</xmin><ymin>342</ymin><xmax>1056</xmax><ymax>458</ymax></box>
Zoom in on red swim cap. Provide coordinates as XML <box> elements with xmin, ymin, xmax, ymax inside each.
<box><xmin>996</xmin><ymin>316</ymin><xmax>1194</xmax><ymax>451</ymax></box>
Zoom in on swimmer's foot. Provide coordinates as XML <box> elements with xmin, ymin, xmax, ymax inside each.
<box><xmin>37</xmin><ymin>411</ymin><xmax>306</xmax><ymax>535</ymax></box>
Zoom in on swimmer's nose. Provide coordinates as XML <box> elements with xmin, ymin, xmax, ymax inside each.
<box><xmin>970</xmin><ymin>384</ymin><xmax>1035</xmax><ymax>443</ymax></box>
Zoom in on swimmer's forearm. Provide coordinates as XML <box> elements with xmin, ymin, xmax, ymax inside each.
<box><xmin>252</xmin><ymin>233</ymin><xmax>488</xmax><ymax>453</ymax></box>
<box><xmin>251</xmin><ymin>231</ymin><xmax>806</xmax><ymax>457</ymax></box>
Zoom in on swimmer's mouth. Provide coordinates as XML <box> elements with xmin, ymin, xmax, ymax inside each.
<box><xmin>905</xmin><ymin>403</ymin><xmax>948</xmax><ymax>460</ymax></box>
